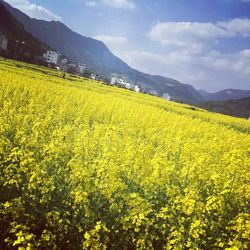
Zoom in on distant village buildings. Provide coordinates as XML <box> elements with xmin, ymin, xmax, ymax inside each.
<box><xmin>149</xmin><ymin>90</ymin><xmax>158</xmax><ymax>96</ymax></box>
<box><xmin>111</xmin><ymin>77</ymin><xmax>129</xmax><ymax>86</ymax></box>
<box><xmin>56</xmin><ymin>56</ymin><xmax>87</xmax><ymax>76</ymax></box>
<box><xmin>43</xmin><ymin>50</ymin><xmax>62</xmax><ymax>65</ymax></box>
<box><xmin>1</xmin><ymin>43</ymin><xmax>169</xmax><ymax>103</ymax></box>
<box><xmin>59</xmin><ymin>58</ymin><xmax>69</xmax><ymax>72</ymax></box>
<box><xmin>111</xmin><ymin>77</ymin><xmax>117</xmax><ymax>85</ymax></box>
<box><xmin>0</xmin><ymin>33</ymin><xmax>8</xmax><ymax>51</ymax></box>
<box><xmin>111</xmin><ymin>76</ymin><xmax>140</xmax><ymax>92</ymax></box>
<box><xmin>61</xmin><ymin>58</ymin><xmax>68</xmax><ymax>64</ymax></box>
<box><xmin>134</xmin><ymin>85</ymin><xmax>140</xmax><ymax>93</ymax></box>
<box><xmin>39</xmin><ymin>50</ymin><xmax>166</xmax><ymax>100</ymax></box>
<box><xmin>68</xmin><ymin>63</ymin><xmax>77</xmax><ymax>73</ymax></box>
<box><xmin>91</xmin><ymin>73</ymin><xmax>97</xmax><ymax>80</ymax></box>
<box><xmin>77</xmin><ymin>63</ymin><xmax>86</xmax><ymax>75</ymax></box>
<box><xmin>163</xmin><ymin>93</ymin><xmax>171</xmax><ymax>100</ymax></box>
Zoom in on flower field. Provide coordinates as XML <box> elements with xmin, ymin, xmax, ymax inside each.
<box><xmin>0</xmin><ymin>58</ymin><xmax>249</xmax><ymax>249</ymax></box>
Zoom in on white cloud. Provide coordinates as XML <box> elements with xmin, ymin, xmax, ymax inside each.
<box><xmin>218</xmin><ymin>18</ymin><xmax>250</xmax><ymax>37</ymax></box>
<box><xmin>5</xmin><ymin>0</ymin><xmax>62</xmax><ymax>21</ymax></box>
<box><xmin>240</xmin><ymin>49</ymin><xmax>250</xmax><ymax>57</ymax></box>
<box><xmin>85</xmin><ymin>1</ymin><xmax>97</xmax><ymax>7</ymax></box>
<box><xmin>85</xmin><ymin>0</ymin><xmax>135</xmax><ymax>10</ymax></box>
<box><xmin>95</xmin><ymin>21</ymin><xmax>250</xmax><ymax>92</ymax></box>
<box><xmin>148</xmin><ymin>18</ymin><xmax>250</xmax><ymax>49</ymax></box>
<box><xmin>140</xmin><ymin>18</ymin><xmax>250</xmax><ymax>91</ymax></box>
<box><xmin>115</xmin><ymin>49</ymin><xmax>250</xmax><ymax>92</ymax></box>
<box><xmin>94</xmin><ymin>34</ymin><xmax>128</xmax><ymax>50</ymax></box>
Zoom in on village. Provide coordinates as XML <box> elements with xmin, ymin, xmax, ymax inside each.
<box><xmin>42</xmin><ymin>50</ymin><xmax>160</xmax><ymax>97</ymax></box>
<box><xmin>0</xmin><ymin>31</ymin><xmax>172</xmax><ymax>101</ymax></box>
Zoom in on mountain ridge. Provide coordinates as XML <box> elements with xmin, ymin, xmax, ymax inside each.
<box><xmin>0</xmin><ymin>2</ymin><xmax>48</xmax><ymax>63</ymax></box>
<box><xmin>197</xmin><ymin>97</ymin><xmax>250</xmax><ymax>119</ymax></box>
<box><xmin>0</xmin><ymin>0</ymin><xmax>204</xmax><ymax>103</ymax></box>
<box><xmin>200</xmin><ymin>88</ymin><xmax>250</xmax><ymax>101</ymax></box>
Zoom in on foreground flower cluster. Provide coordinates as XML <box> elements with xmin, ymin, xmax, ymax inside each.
<box><xmin>0</xmin><ymin>59</ymin><xmax>249</xmax><ymax>249</ymax></box>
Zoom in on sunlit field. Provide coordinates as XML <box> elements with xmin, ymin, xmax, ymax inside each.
<box><xmin>0</xmin><ymin>58</ymin><xmax>249</xmax><ymax>249</ymax></box>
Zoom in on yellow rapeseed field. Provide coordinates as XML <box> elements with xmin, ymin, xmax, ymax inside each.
<box><xmin>0</xmin><ymin>58</ymin><xmax>249</xmax><ymax>249</ymax></box>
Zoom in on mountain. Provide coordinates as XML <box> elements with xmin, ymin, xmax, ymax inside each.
<box><xmin>0</xmin><ymin>2</ymin><xmax>48</xmax><ymax>63</ymax></box>
<box><xmin>0</xmin><ymin>0</ymin><xmax>203</xmax><ymax>103</ymax></box>
<box><xmin>198</xmin><ymin>89</ymin><xmax>211</xmax><ymax>97</ymax></box>
<box><xmin>203</xmin><ymin>89</ymin><xmax>250</xmax><ymax>101</ymax></box>
<box><xmin>197</xmin><ymin>97</ymin><xmax>250</xmax><ymax>119</ymax></box>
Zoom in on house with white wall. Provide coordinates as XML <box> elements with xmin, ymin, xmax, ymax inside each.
<box><xmin>91</xmin><ymin>73</ymin><xmax>97</xmax><ymax>80</ymax></box>
<box><xmin>43</xmin><ymin>50</ymin><xmax>62</xmax><ymax>65</ymax></box>
<box><xmin>149</xmin><ymin>90</ymin><xmax>158</xmax><ymax>96</ymax></box>
<box><xmin>133</xmin><ymin>85</ymin><xmax>140</xmax><ymax>93</ymax></box>
<box><xmin>111</xmin><ymin>76</ymin><xmax>133</xmax><ymax>89</ymax></box>
<box><xmin>163</xmin><ymin>93</ymin><xmax>171</xmax><ymax>100</ymax></box>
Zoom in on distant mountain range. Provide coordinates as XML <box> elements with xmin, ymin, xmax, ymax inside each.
<box><xmin>1</xmin><ymin>0</ymin><xmax>249</xmax><ymax>106</ymax></box>
<box><xmin>198</xmin><ymin>88</ymin><xmax>250</xmax><ymax>101</ymax></box>
<box><xmin>198</xmin><ymin>89</ymin><xmax>211</xmax><ymax>97</ymax></box>
<box><xmin>197</xmin><ymin>97</ymin><xmax>250</xmax><ymax>119</ymax></box>
<box><xmin>0</xmin><ymin>0</ymin><xmax>204</xmax><ymax>103</ymax></box>
<box><xmin>0</xmin><ymin>2</ymin><xmax>48</xmax><ymax>63</ymax></box>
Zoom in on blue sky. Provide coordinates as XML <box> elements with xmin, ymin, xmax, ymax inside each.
<box><xmin>5</xmin><ymin>0</ymin><xmax>250</xmax><ymax>92</ymax></box>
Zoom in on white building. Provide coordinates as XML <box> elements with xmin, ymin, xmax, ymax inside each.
<box><xmin>163</xmin><ymin>93</ymin><xmax>171</xmax><ymax>100</ymax></box>
<box><xmin>124</xmin><ymin>82</ymin><xmax>132</xmax><ymax>89</ymax></box>
<box><xmin>77</xmin><ymin>63</ymin><xmax>86</xmax><ymax>75</ymax></box>
<box><xmin>149</xmin><ymin>90</ymin><xmax>158</xmax><ymax>96</ymax></box>
<box><xmin>111</xmin><ymin>76</ymin><xmax>132</xmax><ymax>89</ymax></box>
<box><xmin>61</xmin><ymin>58</ymin><xmax>68</xmax><ymax>64</ymax></box>
<box><xmin>111</xmin><ymin>77</ymin><xmax>118</xmax><ymax>85</ymax></box>
<box><xmin>59</xmin><ymin>58</ymin><xmax>69</xmax><ymax>72</ymax></box>
<box><xmin>43</xmin><ymin>51</ymin><xmax>62</xmax><ymax>65</ymax></box>
<box><xmin>134</xmin><ymin>85</ymin><xmax>140</xmax><ymax>93</ymax></box>
<box><xmin>91</xmin><ymin>73</ymin><xmax>97</xmax><ymax>80</ymax></box>
<box><xmin>0</xmin><ymin>33</ymin><xmax>8</xmax><ymax>50</ymax></box>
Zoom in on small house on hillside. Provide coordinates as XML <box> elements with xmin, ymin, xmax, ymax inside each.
<box><xmin>59</xmin><ymin>58</ymin><xmax>70</xmax><ymax>72</ymax></box>
<box><xmin>43</xmin><ymin>50</ymin><xmax>62</xmax><ymax>65</ymax></box>
<box><xmin>0</xmin><ymin>33</ymin><xmax>8</xmax><ymax>51</ymax></box>
<box><xmin>163</xmin><ymin>93</ymin><xmax>171</xmax><ymax>100</ymax></box>
<box><xmin>77</xmin><ymin>63</ymin><xmax>86</xmax><ymax>75</ymax></box>
<box><xmin>91</xmin><ymin>73</ymin><xmax>97</xmax><ymax>80</ymax></box>
<box><xmin>133</xmin><ymin>85</ymin><xmax>140</xmax><ymax>93</ymax></box>
<box><xmin>149</xmin><ymin>90</ymin><xmax>158</xmax><ymax>96</ymax></box>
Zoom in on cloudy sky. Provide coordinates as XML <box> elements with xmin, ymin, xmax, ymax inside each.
<box><xmin>5</xmin><ymin>0</ymin><xmax>250</xmax><ymax>92</ymax></box>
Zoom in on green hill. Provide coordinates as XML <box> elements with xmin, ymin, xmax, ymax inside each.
<box><xmin>0</xmin><ymin>2</ymin><xmax>48</xmax><ymax>63</ymax></box>
<box><xmin>197</xmin><ymin>97</ymin><xmax>250</xmax><ymax>119</ymax></box>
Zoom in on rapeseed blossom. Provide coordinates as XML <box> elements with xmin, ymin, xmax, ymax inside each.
<box><xmin>0</xmin><ymin>59</ymin><xmax>249</xmax><ymax>249</ymax></box>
